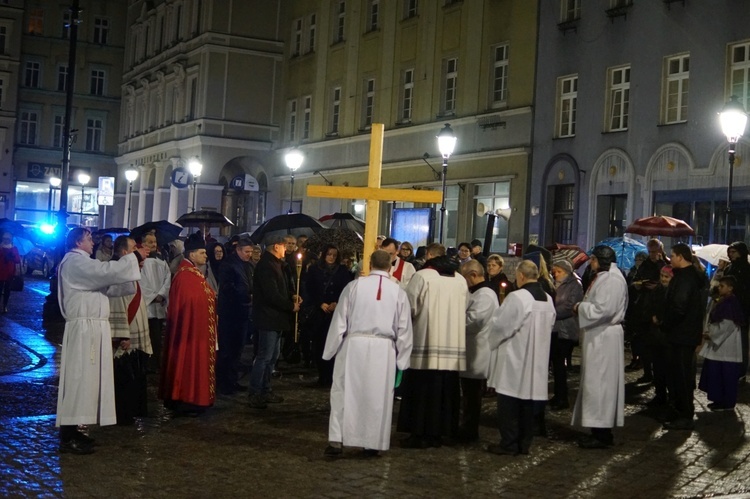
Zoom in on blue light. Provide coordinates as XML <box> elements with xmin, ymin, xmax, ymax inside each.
<box><xmin>39</xmin><ymin>224</ymin><xmax>55</xmax><ymax>235</ymax></box>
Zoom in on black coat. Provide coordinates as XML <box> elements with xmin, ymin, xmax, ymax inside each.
<box><xmin>252</xmin><ymin>251</ymin><xmax>296</xmax><ymax>332</ymax></box>
<box><xmin>660</xmin><ymin>265</ymin><xmax>706</xmax><ymax>346</ymax></box>
<box><xmin>217</xmin><ymin>252</ymin><xmax>253</xmax><ymax>319</ymax></box>
<box><xmin>303</xmin><ymin>263</ymin><xmax>353</xmax><ymax>334</ymax></box>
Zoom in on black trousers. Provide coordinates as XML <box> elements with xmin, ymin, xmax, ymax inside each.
<box><xmin>216</xmin><ymin>316</ymin><xmax>248</xmax><ymax>391</ymax></box>
<box><xmin>551</xmin><ymin>334</ymin><xmax>576</xmax><ymax>402</ymax></box>
<box><xmin>496</xmin><ymin>393</ymin><xmax>535</xmax><ymax>454</ymax></box>
<box><xmin>459</xmin><ymin>377</ymin><xmax>484</xmax><ymax>439</ymax></box>
<box><xmin>740</xmin><ymin>324</ymin><xmax>749</xmax><ymax>378</ymax></box>
<box><xmin>0</xmin><ymin>279</ymin><xmax>11</xmax><ymax>308</ymax></box>
<box><xmin>147</xmin><ymin>318</ymin><xmax>163</xmax><ymax>371</ymax></box>
<box><xmin>665</xmin><ymin>343</ymin><xmax>696</xmax><ymax>420</ymax></box>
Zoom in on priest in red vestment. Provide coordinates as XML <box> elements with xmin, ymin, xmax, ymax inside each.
<box><xmin>159</xmin><ymin>233</ymin><xmax>217</xmax><ymax>415</ymax></box>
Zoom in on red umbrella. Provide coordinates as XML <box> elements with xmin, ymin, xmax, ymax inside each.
<box><xmin>624</xmin><ymin>216</ymin><xmax>695</xmax><ymax>237</ymax></box>
<box><xmin>547</xmin><ymin>243</ymin><xmax>589</xmax><ymax>269</ymax></box>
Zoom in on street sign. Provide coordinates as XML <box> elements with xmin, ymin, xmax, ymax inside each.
<box><xmin>171</xmin><ymin>167</ymin><xmax>190</xmax><ymax>188</ymax></box>
<box><xmin>97</xmin><ymin>176</ymin><xmax>114</xmax><ymax>206</ymax></box>
<box><xmin>230</xmin><ymin>174</ymin><xmax>259</xmax><ymax>192</ymax></box>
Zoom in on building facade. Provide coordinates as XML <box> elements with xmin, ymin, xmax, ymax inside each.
<box><xmin>277</xmin><ymin>0</ymin><xmax>538</xmax><ymax>252</ymax></box>
<box><xmin>12</xmin><ymin>0</ymin><xmax>127</xmax><ymax>227</ymax></box>
<box><xmin>115</xmin><ymin>0</ymin><xmax>284</xmax><ymax>235</ymax></box>
<box><xmin>530</xmin><ymin>0</ymin><xmax>750</xmax><ymax>250</ymax></box>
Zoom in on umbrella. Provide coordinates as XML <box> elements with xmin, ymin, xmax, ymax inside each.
<box><xmin>130</xmin><ymin>220</ymin><xmax>184</xmax><ymax>246</ymax></box>
<box><xmin>319</xmin><ymin>212</ymin><xmax>366</xmax><ymax>234</ymax></box>
<box><xmin>693</xmin><ymin>244</ymin><xmax>729</xmax><ymax>266</ymax></box>
<box><xmin>176</xmin><ymin>210</ymin><xmax>234</xmax><ymax>228</ymax></box>
<box><xmin>591</xmin><ymin>236</ymin><xmax>647</xmax><ymax>271</ymax></box>
<box><xmin>304</xmin><ymin>228</ymin><xmax>364</xmax><ymax>260</ymax></box>
<box><xmin>0</xmin><ymin>219</ymin><xmax>40</xmax><ymax>245</ymax></box>
<box><xmin>248</xmin><ymin>213</ymin><xmax>326</xmax><ymax>245</ymax></box>
<box><xmin>548</xmin><ymin>243</ymin><xmax>589</xmax><ymax>269</ymax></box>
<box><xmin>625</xmin><ymin>215</ymin><xmax>695</xmax><ymax>237</ymax></box>
<box><xmin>93</xmin><ymin>227</ymin><xmax>130</xmax><ymax>239</ymax></box>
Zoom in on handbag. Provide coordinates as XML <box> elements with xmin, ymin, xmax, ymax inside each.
<box><xmin>9</xmin><ymin>275</ymin><xmax>23</xmax><ymax>292</ymax></box>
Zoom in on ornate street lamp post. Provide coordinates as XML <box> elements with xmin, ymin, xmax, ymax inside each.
<box><xmin>436</xmin><ymin>123</ymin><xmax>457</xmax><ymax>245</ymax></box>
<box><xmin>285</xmin><ymin>148</ymin><xmax>304</xmax><ymax>214</ymax></box>
<box><xmin>125</xmin><ymin>167</ymin><xmax>138</xmax><ymax>227</ymax></box>
<box><xmin>77</xmin><ymin>173</ymin><xmax>90</xmax><ymax>226</ymax></box>
<box><xmin>188</xmin><ymin>157</ymin><xmax>203</xmax><ymax>212</ymax></box>
<box><xmin>48</xmin><ymin>177</ymin><xmax>61</xmax><ymax>222</ymax></box>
<box><xmin>719</xmin><ymin>96</ymin><xmax>748</xmax><ymax>243</ymax></box>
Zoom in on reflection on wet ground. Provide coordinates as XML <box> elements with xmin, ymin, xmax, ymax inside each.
<box><xmin>2</xmin><ymin>276</ymin><xmax>750</xmax><ymax>497</ymax></box>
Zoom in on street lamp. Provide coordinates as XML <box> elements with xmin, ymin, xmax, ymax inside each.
<box><xmin>436</xmin><ymin>123</ymin><xmax>457</xmax><ymax>245</ymax></box>
<box><xmin>719</xmin><ymin>96</ymin><xmax>748</xmax><ymax>243</ymax></box>
<box><xmin>188</xmin><ymin>156</ymin><xmax>203</xmax><ymax>212</ymax></box>
<box><xmin>284</xmin><ymin>148</ymin><xmax>304</xmax><ymax>214</ymax></box>
<box><xmin>125</xmin><ymin>167</ymin><xmax>138</xmax><ymax>228</ymax></box>
<box><xmin>48</xmin><ymin>176</ymin><xmax>61</xmax><ymax>222</ymax></box>
<box><xmin>77</xmin><ymin>173</ymin><xmax>90</xmax><ymax>226</ymax></box>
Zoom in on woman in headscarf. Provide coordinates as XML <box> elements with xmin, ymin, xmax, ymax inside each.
<box><xmin>303</xmin><ymin>244</ymin><xmax>354</xmax><ymax>386</ymax></box>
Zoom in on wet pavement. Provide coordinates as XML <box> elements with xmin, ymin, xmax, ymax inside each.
<box><xmin>2</xmin><ymin>276</ymin><xmax>750</xmax><ymax>498</ymax></box>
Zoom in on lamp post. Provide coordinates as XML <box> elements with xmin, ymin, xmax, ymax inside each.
<box><xmin>285</xmin><ymin>148</ymin><xmax>304</xmax><ymax>214</ymax></box>
<box><xmin>48</xmin><ymin>177</ymin><xmax>61</xmax><ymax>222</ymax></box>
<box><xmin>125</xmin><ymin>167</ymin><xmax>138</xmax><ymax>228</ymax></box>
<box><xmin>77</xmin><ymin>173</ymin><xmax>90</xmax><ymax>226</ymax></box>
<box><xmin>436</xmin><ymin>123</ymin><xmax>457</xmax><ymax>245</ymax></box>
<box><xmin>719</xmin><ymin>96</ymin><xmax>748</xmax><ymax>243</ymax></box>
<box><xmin>188</xmin><ymin>156</ymin><xmax>203</xmax><ymax>212</ymax></box>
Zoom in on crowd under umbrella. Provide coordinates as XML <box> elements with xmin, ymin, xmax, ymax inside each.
<box><xmin>624</xmin><ymin>215</ymin><xmax>695</xmax><ymax>238</ymax></box>
<box><xmin>590</xmin><ymin>236</ymin><xmax>647</xmax><ymax>271</ymax></box>
<box><xmin>304</xmin><ymin>227</ymin><xmax>364</xmax><ymax>262</ymax></box>
<box><xmin>176</xmin><ymin>210</ymin><xmax>234</xmax><ymax>239</ymax></box>
<box><xmin>318</xmin><ymin>212</ymin><xmax>366</xmax><ymax>234</ymax></box>
<box><xmin>248</xmin><ymin>213</ymin><xmax>326</xmax><ymax>246</ymax></box>
<box><xmin>129</xmin><ymin>220</ymin><xmax>184</xmax><ymax>246</ymax></box>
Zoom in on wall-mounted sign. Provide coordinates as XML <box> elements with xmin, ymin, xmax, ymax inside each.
<box><xmin>230</xmin><ymin>174</ymin><xmax>259</xmax><ymax>192</ymax></box>
<box><xmin>171</xmin><ymin>167</ymin><xmax>190</xmax><ymax>188</ymax></box>
<box><xmin>98</xmin><ymin>176</ymin><xmax>114</xmax><ymax>206</ymax></box>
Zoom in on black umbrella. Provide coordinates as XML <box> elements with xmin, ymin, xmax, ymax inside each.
<box><xmin>130</xmin><ymin>220</ymin><xmax>184</xmax><ymax>246</ymax></box>
<box><xmin>304</xmin><ymin>228</ymin><xmax>364</xmax><ymax>261</ymax></box>
<box><xmin>248</xmin><ymin>213</ymin><xmax>325</xmax><ymax>245</ymax></box>
<box><xmin>176</xmin><ymin>210</ymin><xmax>234</xmax><ymax>228</ymax></box>
<box><xmin>93</xmin><ymin>227</ymin><xmax>130</xmax><ymax>239</ymax></box>
<box><xmin>318</xmin><ymin>212</ymin><xmax>366</xmax><ymax>234</ymax></box>
<box><xmin>0</xmin><ymin>218</ymin><xmax>39</xmax><ymax>243</ymax></box>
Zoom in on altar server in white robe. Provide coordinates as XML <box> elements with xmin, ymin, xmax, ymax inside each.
<box><xmin>140</xmin><ymin>231</ymin><xmax>170</xmax><ymax>371</ymax></box>
<box><xmin>323</xmin><ymin>250</ymin><xmax>413</xmax><ymax>457</ymax></box>
<box><xmin>486</xmin><ymin>260</ymin><xmax>555</xmax><ymax>456</ymax></box>
<box><xmin>571</xmin><ymin>245</ymin><xmax>628</xmax><ymax>449</ymax></box>
<box><xmin>56</xmin><ymin>228</ymin><xmax>147</xmax><ymax>455</ymax></box>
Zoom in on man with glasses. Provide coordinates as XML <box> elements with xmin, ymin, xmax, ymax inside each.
<box><xmin>381</xmin><ymin>237</ymin><xmax>416</xmax><ymax>287</ymax></box>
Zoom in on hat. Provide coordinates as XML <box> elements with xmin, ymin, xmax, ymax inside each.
<box><xmin>551</xmin><ymin>259</ymin><xmax>573</xmax><ymax>275</ymax></box>
<box><xmin>470</xmin><ymin>239</ymin><xmax>483</xmax><ymax>248</ymax></box>
<box><xmin>184</xmin><ymin>233</ymin><xmax>205</xmax><ymax>252</ymax></box>
<box><xmin>237</xmin><ymin>236</ymin><xmax>253</xmax><ymax>247</ymax></box>
<box><xmin>660</xmin><ymin>265</ymin><xmax>673</xmax><ymax>277</ymax></box>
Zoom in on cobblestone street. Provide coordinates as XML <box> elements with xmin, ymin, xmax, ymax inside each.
<box><xmin>2</xmin><ymin>276</ymin><xmax>750</xmax><ymax>498</ymax></box>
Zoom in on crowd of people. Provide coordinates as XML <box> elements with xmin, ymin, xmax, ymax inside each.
<box><xmin>52</xmin><ymin>226</ymin><xmax>749</xmax><ymax>459</ymax></box>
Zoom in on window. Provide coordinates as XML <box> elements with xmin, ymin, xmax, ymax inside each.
<box><xmin>94</xmin><ymin>17</ymin><xmax>109</xmax><ymax>45</ymax></box>
<box><xmin>551</xmin><ymin>184</ymin><xmax>575</xmax><ymax>244</ymax></box>
<box><xmin>557</xmin><ymin>75</ymin><xmax>577</xmax><ymax>137</ymax></box>
<box><xmin>730</xmin><ymin>41</ymin><xmax>750</xmax><ymax>111</ymax></box>
<box><xmin>334</xmin><ymin>1</ymin><xmax>345</xmax><ymax>43</ymax></box>
<box><xmin>491</xmin><ymin>44</ymin><xmax>509</xmax><ymax>106</ymax></box>
<box><xmin>0</xmin><ymin>26</ymin><xmax>7</xmax><ymax>54</ymax></box>
<box><xmin>330</xmin><ymin>86</ymin><xmax>341</xmax><ymax>134</ymax></box>
<box><xmin>607</xmin><ymin>65</ymin><xmax>630</xmax><ymax>131</ymax></box>
<box><xmin>367</xmin><ymin>0</ymin><xmax>379</xmax><ymax>31</ymax></box>
<box><xmin>24</xmin><ymin>61</ymin><xmax>40</xmax><ymax>88</ymax></box>
<box><xmin>308</xmin><ymin>14</ymin><xmax>316</xmax><ymax>53</ymax></box>
<box><xmin>57</xmin><ymin>65</ymin><xmax>68</xmax><ymax>92</ymax></box>
<box><xmin>362</xmin><ymin>78</ymin><xmax>375</xmax><ymax>128</ymax></box>
<box><xmin>62</xmin><ymin>10</ymin><xmax>71</xmax><ymax>39</ymax></box>
<box><xmin>188</xmin><ymin>77</ymin><xmax>197</xmax><ymax>120</ymax></box>
<box><xmin>404</xmin><ymin>0</ymin><xmax>418</xmax><ymax>19</ymax></box>
<box><xmin>86</xmin><ymin>118</ymin><xmax>103</xmax><ymax>151</ymax></box>
<box><xmin>472</xmin><ymin>182</ymin><xmax>511</xmax><ymax>253</ymax></box>
<box><xmin>28</xmin><ymin>8</ymin><xmax>43</xmax><ymax>35</ymax></box>
<box><xmin>288</xmin><ymin>99</ymin><xmax>297</xmax><ymax>141</ymax></box>
<box><xmin>443</xmin><ymin>58</ymin><xmax>458</xmax><ymax>115</ymax></box>
<box><xmin>19</xmin><ymin>111</ymin><xmax>38</xmax><ymax>145</ymax></box>
<box><xmin>53</xmin><ymin>115</ymin><xmax>64</xmax><ymax>148</ymax></box>
<box><xmin>292</xmin><ymin>18</ymin><xmax>302</xmax><ymax>57</ymax></box>
<box><xmin>663</xmin><ymin>54</ymin><xmax>689</xmax><ymax>124</ymax></box>
<box><xmin>560</xmin><ymin>0</ymin><xmax>580</xmax><ymax>22</ymax></box>
<box><xmin>302</xmin><ymin>96</ymin><xmax>311</xmax><ymax>140</ymax></box>
<box><xmin>193</xmin><ymin>0</ymin><xmax>203</xmax><ymax>34</ymax></box>
<box><xmin>400</xmin><ymin>68</ymin><xmax>414</xmax><ymax>123</ymax></box>
<box><xmin>175</xmin><ymin>5</ymin><xmax>183</xmax><ymax>40</ymax></box>
<box><xmin>90</xmin><ymin>69</ymin><xmax>105</xmax><ymax>96</ymax></box>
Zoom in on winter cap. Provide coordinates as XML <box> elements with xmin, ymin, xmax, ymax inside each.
<box><xmin>184</xmin><ymin>233</ymin><xmax>206</xmax><ymax>252</ymax></box>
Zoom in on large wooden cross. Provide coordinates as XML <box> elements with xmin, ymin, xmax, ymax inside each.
<box><xmin>307</xmin><ymin>123</ymin><xmax>443</xmax><ymax>275</ymax></box>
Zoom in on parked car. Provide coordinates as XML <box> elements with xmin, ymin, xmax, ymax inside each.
<box><xmin>22</xmin><ymin>243</ymin><xmax>55</xmax><ymax>278</ymax></box>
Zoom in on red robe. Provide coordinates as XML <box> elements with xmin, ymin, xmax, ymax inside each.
<box><xmin>159</xmin><ymin>259</ymin><xmax>217</xmax><ymax>407</ymax></box>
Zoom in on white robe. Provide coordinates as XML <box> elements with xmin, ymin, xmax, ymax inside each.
<box><xmin>56</xmin><ymin>249</ymin><xmax>141</xmax><ymax>427</ymax></box>
<box><xmin>323</xmin><ymin>270</ymin><xmax>413</xmax><ymax>451</ymax></box>
<box><xmin>461</xmin><ymin>286</ymin><xmax>499</xmax><ymax>379</ymax></box>
<box><xmin>390</xmin><ymin>257</ymin><xmax>416</xmax><ymax>287</ymax></box>
<box><xmin>487</xmin><ymin>287</ymin><xmax>555</xmax><ymax>400</ymax></box>
<box><xmin>571</xmin><ymin>264</ymin><xmax>627</xmax><ymax>429</ymax></box>
<box><xmin>140</xmin><ymin>257</ymin><xmax>170</xmax><ymax>320</ymax></box>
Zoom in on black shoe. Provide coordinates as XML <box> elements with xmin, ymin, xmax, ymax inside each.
<box><xmin>362</xmin><ymin>448</ymin><xmax>380</xmax><ymax>458</ymax></box>
<box><xmin>663</xmin><ymin>418</ymin><xmax>694</xmax><ymax>431</ymax></box>
<box><xmin>263</xmin><ymin>392</ymin><xmax>284</xmax><ymax>403</ymax></box>
<box><xmin>708</xmin><ymin>403</ymin><xmax>735</xmax><ymax>412</ymax></box>
<box><xmin>72</xmin><ymin>431</ymin><xmax>96</xmax><ymax>446</ymax></box>
<box><xmin>625</xmin><ymin>360</ymin><xmax>641</xmax><ymax>372</ymax></box>
<box><xmin>400</xmin><ymin>435</ymin><xmax>428</xmax><ymax>449</ymax></box>
<box><xmin>233</xmin><ymin>382</ymin><xmax>248</xmax><ymax>391</ymax></box>
<box><xmin>577</xmin><ymin>435</ymin><xmax>613</xmax><ymax>449</ymax></box>
<box><xmin>324</xmin><ymin>445</ymin><xmax>343</xmax><ymax>457</ymax></box>
<box><xmin>248</xmin><ymin>395</ymin><xmax>268</xmax><ymax>409</ymax></box>
<box><xmin>646</xmin><ymin>396</ymin><xmax>667</xmax><ymax>407</ymax></box>
<box><xmin>59</xmin><ymin>439</ymin><xmax>95</xmax><ymax>455</ymax></box>
<box><xmin>636</xmin><ymin>375</ymin><xmax>653</xmax><ymax>384</ymax></box>
<box><xmin>486</xmin><ymin>443</ymin><xmax>518</xmax><ymax>456</ymax></box>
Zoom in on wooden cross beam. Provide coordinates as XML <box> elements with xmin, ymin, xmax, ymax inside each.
<box><xmin>307</xmin><ymin>123</ymin><xmax>443</xmax><ymax>275</ymax></box>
